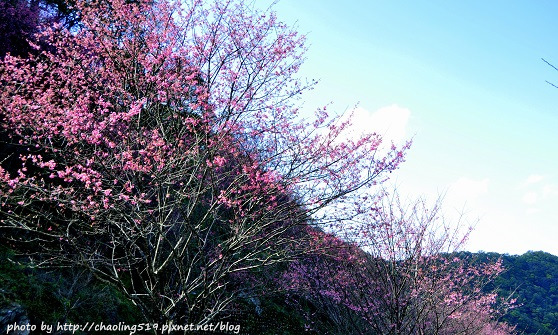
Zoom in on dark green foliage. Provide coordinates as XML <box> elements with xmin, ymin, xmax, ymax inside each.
<box><xmin>0</xmin><ymin>246</ymin><xmax>142</xmax><ymax>334</ymax></box>
<box><xmin>475</xmin><ymin>251</ymin><xmax>558</xmax><ymax>335</ymax></box>
<box><xmin>231</xmin><ymin>295</ymin><xmax>311</xmax><ymax>335</ymax></box>
<box><xmin>0</xmin><ymin>244</ymin><xmax>316</xmax><ymax>334</ymax></box>
<box><xmin>5</xmin><ymin>246</ymin><xmax>558</xmax><ymax>335</ymax></box>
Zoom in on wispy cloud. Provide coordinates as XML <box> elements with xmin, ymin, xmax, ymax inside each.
<box><xmin>518</xmin><ymin>175</ymin><xmax>558</xmax><ymax>214</ymax></box>
<box><xmin>448</xmin><ymin>177</ymin><xmax>489</xmax><ymax>203</ymax></box>
<box><xmin>343</xmin><ymin>104</ymin><xmax>411</xmax><ymax>145</ymax></box>
<box><xmin>522</xmin><ymin>174</ymin><xmax>544</xmax><ymax>187</ymax></box>
<box><xmin>542</xmin><ymin>184</ymin><xmax>558</xmax><ymax>198</ymax></box>
<box><xmin>522</xmin><ymin>191</ymin><xmax>538</xmax><ymax>205</ymax></box>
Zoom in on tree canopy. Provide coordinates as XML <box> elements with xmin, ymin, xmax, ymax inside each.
<box><xmin>0</xmin><ymin>0</ymin><xmax>515</xmax><ymax>333</ymax></box>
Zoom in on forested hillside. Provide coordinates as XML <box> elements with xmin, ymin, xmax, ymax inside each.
<box><xmin>3</xmin><ymin>247</ymin><xmax>558</xmax><ymax>334</ymax></box>
<box><xmin>477</xmin><ymin>251</ymin><xmax>558</xmax><ymax>335</ymax></box>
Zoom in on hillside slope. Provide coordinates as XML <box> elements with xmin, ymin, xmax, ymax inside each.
<box><xmin>477</xmin><ymin>251</ymin><xmax>558</xmax><ymax>335</ymax></box>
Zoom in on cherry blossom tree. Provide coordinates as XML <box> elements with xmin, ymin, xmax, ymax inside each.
<box><xmin>284</xmin><ymin>192</ymin><xmax>515</xmax><ymax>335</ymax></box>
<box><xmin>0</xmin><ymin>0</ymin><xmax>406</xmax><ymax>327</ymax></box>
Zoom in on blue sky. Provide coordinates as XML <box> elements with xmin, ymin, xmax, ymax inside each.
<box><xmin>261</xmin><ymin>1</ymin><xmax>558</xmax><ymax>255</ymax></box>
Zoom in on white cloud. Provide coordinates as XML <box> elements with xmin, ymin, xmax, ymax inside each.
<box><xmin>542</xmin><ymin>184</ymin><xmax>558</xmax><ymax>198</ymax></box>
<box><xmin>523</xmin><ymin>174</ymin><xmax>544</xmax><ymax>187</ymax></box>
<box><xmin>522</xmin><ymin>191</ymin><xmax>538</xmax><ymax>205</ymax></box>
<box><xmin>343</xmin><ymin>105</ymin><xmax>411</xmax><ymax>145</ymax></box>
<box><xmin>516</xmin><ymin>175</ymin><xmax>558</xmax><ymax>208</ymax></box>
<box><xmin>448</xmin><ymin>177</ymin><xmax>489</xmax><ymax>204</ymax></box>
<box><xmin>526</xmin><ymin>207</ymin><xmax>541</xmax><ymax>215</ymax></box>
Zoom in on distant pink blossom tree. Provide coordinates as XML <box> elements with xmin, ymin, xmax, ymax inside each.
<box><xmin>284</xmin><ymin>192</ymin><xmax>515</xmax><ymax>335</ymax></box>
<box><xmin>0</xmin><ymin>0</ymin><xmax>406</xmax><ymax>327</ymax></box>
